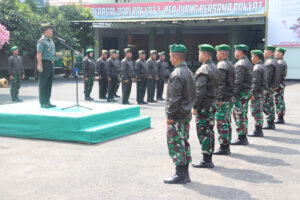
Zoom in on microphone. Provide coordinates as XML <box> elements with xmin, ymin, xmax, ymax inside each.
<box><xmin>55</xmin><ymin>36</ymin><xmax>66</xmax><ymax>43</ymax></box>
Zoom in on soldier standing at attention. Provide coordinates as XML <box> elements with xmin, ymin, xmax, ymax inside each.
<box><xmin>135</xmin><ymin>50</ymin><xmax>148</xmax><ymax>105</ymax></box>
<box><xmin>82</xmin><ymin>49</ymin><xmax>96</xmax><ymax>101</ymax></box>
<box><xmin>147</xmin><ymin>50</ymin><xmax>158</xmax><ymax>103</ymax></box>
<box><xmin>121</xmin><ymin>48</ymin><xmax>134</xmax><ymax>105</ymax></box>
<box><xmin>156</xmin><ymin>51</ymin><xmax>167</xmax><ymax>101</ymax></box>
<box><xmin>263</xmin><ymin>45</ymin><xmax>281</xmax><ymax>129</ymax></box>
<box><xmin>192</xmin><ymin>44</ymin><xmax>219</xmax><ymax>169</ymax></box>
<box><xmin>274</xmin><ymin>47</ymin><xmax>288</xmax><ymax>124</ymax></box>
<box><xmin>114</xmin><ymin>50</ymin><xmax>121</xmax><ymax>98</ymax></box>
<box><xmin>214</xmin><ymin>44</ymin><xmax>235</xmax><ymax>155</ymax></box>
<box><xmin>231</xmin><ymin>44</ymin><xmax>253</xmax><ymax>145</ymax></box>
<box><xmin>96</xmin><ymin>50</ymin><xmax>109</xmax><ymax>99</ymax></box>
<box><xmin>36</xmin><ymin>23</ymin><xmax>56</xmax><ymax>108</ymax></box>
<box><xmin>248</xmin><ymin>50</ymin><xmax>267</xmax><ymax>137</ymax></box>
<box><xmin>8</xmin><ymin>46</ymin><xmax>25</xmax><ymax>102</ymax></box>
<box><xmin>107</xmin><ymin>49</ymin><xmax>119</xmax><ymax>102</ymax></box>
<box><xmin>164</xmin><ymin>44</ymin><xmax>196</xmax><ymax>184</ymax></box>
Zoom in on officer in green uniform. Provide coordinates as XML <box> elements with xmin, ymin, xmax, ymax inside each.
<box><xmin>135</xmin><ymin>50</ymin><xmax>148</xmax><ymax>104</ymax></box>
<box><xmin>231</xmin><ymin>44</ymin><xmax>253</xmax><ymax>145</ymax></box>
<box><xmin>96</xmin><ymin>49</ymin><xmax>109</xmax><ymax>99</ymax></box>
<box><xmin>164</xmin><ymin>44</ymin><xmax>196</xmax><ymax>184</ymax></box>
<box><xmin>114</xmin><ymin>50</ymin><xmax>121</xmax><ymax>98</ymax></box>
<box><xmin>8</xmin><ymin>46</ymin><xmax>25</xmax><ymax>102</ymax></box>
<box><xmin>156</xmin><ymin>51</ymin><xmax>167</xmax><ymax>101</ymax></box>
<box><xmin>192</xmin><ymin>44</ymin><xmax>219</xmax><ymax>169</ymax></box>
<box><xmin>147</xmin><ymin>50</ymin><xmax>158</xmax><ymax>103</ymax></box>
<box><xmin>214</xmin><ymin>44</ymin><xmax>235</xmax><ymax>155</ymax></box>
<box><xmin>107</xmin><ymin>49</ymin><xmax>119</xmax><ymax>102</ymax></box>
<box><xmin>274</xmin><ymin>47</ymin><xmax>288</xmax><ymax>124</ymax></box>
<box><xmin>248</xmin><ymin>50</ymin><xmax>267</xmax><ymax>137</ymax></box>
<box><xmin>121</xmin><ymin>48</ymin><xmax>134</xmax><ymax>104</ymax></box>
<box><xmin>37</xmin><ymin>23</ymin><xmax>56</xmax><ymax>108</ymax></box>
<box><xmin>82</xmin><ymin>49</ymin><xmax>96</xmax><ymax>101</ymax></box>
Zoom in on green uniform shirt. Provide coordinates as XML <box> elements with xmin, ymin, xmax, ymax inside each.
<box><xmin>37</xmin><ymin>35</ymin><xmax>56</xmax><ymax>61</ymax></box>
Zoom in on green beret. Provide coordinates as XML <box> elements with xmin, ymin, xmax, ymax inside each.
<box><xmin>251</xmin><ymin>50</ymin><xmax>264</xmax><ymax>57</ymax></box>
<box><xmin>86</xmin><ymin>49</ymin><xmax>94</xmax><ymax>53</ymax></box>
<box><xmin>235</xmin><ymin>44</ymin><xmax>249</xmax><ymax>51</ymax></box>
<box><xmin>109</xmin><ymin>49</ymin><xmax>116</xmax><ymax>54</ymax></box>
<box><xmin>265</xmin><ymin>45</ymin><xmax>276</xmax><ymax>52</ymax></box>
<box><xmin>124</xmin><ymin>48</ymin><xmax>132</xmax><ymax>53</ymax></box>
<box><xmin>150</xmin><ymin>50</ymin><xmax>157</xmax><ymax>55</ymax></box>
<box><xmin>102</xmin><ymin>49</ymin><xmax>108</xmax><ymax>54</ymax></box>
<box><xmin>215</xmin><ymin>44</ymin><xmax>231</xmax><ymax>51</ymax></box>
<box><xmin>40</xmin><ymin>23</ymin><xmax>53</xmax><ymax>32</ymax></box>
<box><xmin>116</xmin><ymin>50</ymin><xmax>119</xmax><ymax>54</ymax></box>
<box><xmin>158</xmin><ymin>51</ymin><xmax>166</xmax><ymax>56</ymax></box>
<box><xmin>198</xmin><ymin>44</ymin><xmax>215</xmax><ymax>52</ymax></box>
<box><xmin>169</xmin><ymin>44</ymin><xmax>187</xmax><ymax>53</ymax></box>
<box><xmin>276</xmin><ymin>47</ymin><xmax>286</xmax><ymax>54</ymax></box>
<box><xmin>10</xmin><ymin>46</ymin><xmax>18</xmax><ymax>51</ymax></box>
<box><xmin>138</xmin><ymin>50</ymin><xmax>145</xmax><ymax>54</ymax></box>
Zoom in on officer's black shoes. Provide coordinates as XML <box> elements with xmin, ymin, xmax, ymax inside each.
<box><xmin>122</xmin><ymin>101</ymin><xmax>130</xmax><ymax>105</ymax></box>
<box><xmin>16</xmin><ymin>97</ymin><xmax>23</xmax><ymax>102</ymax></box>
<box><xmin>275</xmin><ymin>116</ymin><xmax>285</xmax><ymax>124</ymax></box>
<box><xmin>231</xmin><ymin>135</ymin><xmax>249</xmax><ymax>145</ymax></box>
<box><xmin>48</xmin><ymin>102</ymin><xmax>56</xmax><ymax>107</ymax></box>
<box><xmin>40</xmin><ymin>104</ymin><xmax>51</xmax><ymax>108</ymax></box>
<box><xmin>114</xmin><ymin>94</ymin><xmax>120</xmax><ymax>98</ymax></box>
<box><xmin>99</xmin><ymin>96</ymin><xmax>107</xmax><ymax>100</ymax></box>
<box><xmin>85</xmin><ymin>96</ymin><xmax>93</xmax><ymax>101</ymax></box>
<box><xmin>157</xmin><ymin>98</ymin><xmax>165</xmax><ymax>101</ymax></box>
<box><xmin>263</xmin><ymin>121</ymin><xmax>275</xmax><ymax>129</ymax></box>
<box><xmin>107</xmin><ymin>98</ymin><xmax>117</xmax><ymax>102</ymax></box>
<box><xmin>137</xmin><ymin>101</ymin><xmax>143</xmax><ymax>105</ymax></box>
<box><xmin>214</xmin><ymin>145</ymin><xmax>231</xmax><ymax>155</ymax></box>
<box><xmin>142</xmin><ymin>101</ymin><xmax>148</xmax><ymax>104</ymax></box>
<box><xmin>248</xmin><ymin>127</ymin><xmax>264</xmax><ymax>137</ymax></box>
<box><xmin>164</xmin><ymin>165</ymin><xmax>190</xmax><ymax>184</ymax></box>
<box><xmin>192</xmin><ymin>154</ymin><xmax>214</xmax><ymax>168</ymax></box>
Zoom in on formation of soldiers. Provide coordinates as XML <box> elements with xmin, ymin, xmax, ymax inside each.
<box><xmin>82</xmin><ymin>48</ymin><xmax>168</xmax><ymax>105</ymax></box>
<box><xmin>164</xmin><ymin>43</ymin><xmax>288</xmax><ymax>184</ymax></box>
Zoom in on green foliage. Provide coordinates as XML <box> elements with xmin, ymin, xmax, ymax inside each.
<box><xmin>0</xmin><ymin>0</ymin><xmax>95</xmax><ymax>55</ymax></box>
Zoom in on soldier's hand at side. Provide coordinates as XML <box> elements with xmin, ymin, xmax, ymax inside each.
<box><xmin>137</xmin><ymin>79</ymin><xmax>141</xmax><ymax>82</ymax></box>
<box><xmin>148</xmin><ymin>76</ymin><xmax>152</xmax><ymax>79</ymax></box>
<box><xmin>37</xmin><ymin>65</ymin><xmax>43</xmax><ymax>73</ymax></box>
<box><xmin>192</xmin><ymin>109</ymin><xmax>198</xmax><ymax>115</ymax></box>
<box><xmin>98</xmin><ymin>75</ymin><xmax>102</xmax><ymax>80</ymax></box>
<box><xmin>156</xmin><ymin>76</ymin><xmax>159</xmax><ymax>81</ymax></box>
<box><xmin>10</xmin><ymin>76</ymin><xmax>14</xmax><ymax>80</ymax></box>
<box><xmin>167</xmin><ymin>119</ymin><xmax>174</xmax><ymax>125</ymax></box>
<box><xmin>217</xmin><ymin>101</ymin><xmax>223</xmax><ymax>108</ymax></box>
<box><xmin>131</xmin><ymin>78</ymin><xmax>135</xmax><ymax>82</ymax></box>
<box><xmin>250</xmin><ymin>95</ymin><xmax>255</xmax><ymax>101</ymax></box>
<box><xmin>22</xmin><ymin>74</ymin><xmax>25</xmax><ymax>80</ymax></box>
<box><xmin>124</xmin><ymin>79</ymin><xmax>128</xmax><ymax>83</ymax></box>
<box><xmin>108</xmin><ymin>77</ymin><xmax>112</xmax><ymax>82</ymax></box>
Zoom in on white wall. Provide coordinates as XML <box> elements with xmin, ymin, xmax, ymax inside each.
<box><xmin>284</xmin><ymin>47</ymin><xmax>300</xmax><ymax>79</ymax></box>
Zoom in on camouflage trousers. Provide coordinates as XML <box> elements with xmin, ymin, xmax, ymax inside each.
<box><xmin>196</xmin><ymin>106</ymin><xmax>216</xmax><ymax>155</ymax></box>
<box><xmin>84</xmin><ymin>77</ymin><xmax>94</xmax><ymax>97</ymax></box>
<box><xmin>233</xmin><ymin>91</ymin><xmax>251</xmax><ymax>136</ymax></box>
<box><xmin>250</xmin><ymin>91</ymin><xmax>264</xmax><ymax>128</ymax></box>
<box><xmin>215</xmin><ymin>102</ymin><xmax>233</xmax><ymax>145</ymax></box>
<box><xmin>167</xmin><ymin>119</ymin><xmax>192</xmax><ymax>166</ymax></box>
<box><xmin>10</xmin><ymin>75</ymin><xmax>21</xmax><ymax>100</ymax></box>
<box><xmin>274</xmin><ymin>82</ymin><xmax>286</xmax><ymax>118</ymax></box>
<box><xmin>263</xmin><ymin>88</ymin><xmax>275</xmax><ymax>122</ymax></box>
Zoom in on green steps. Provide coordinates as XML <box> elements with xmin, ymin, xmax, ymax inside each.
<box><xmin>0</xmin><ymin>101</ymin><xmax>151</xmax><ymax>143</ymax></box>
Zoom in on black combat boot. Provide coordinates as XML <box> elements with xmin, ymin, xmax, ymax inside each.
<box><xmin>214</xmin><ymin>144</ymin><xmax>231</xmax><ymax>155</ymax></box>
<box><xmin>275</xmin><ymin>116</ymin><xmax>285</xmax><ymax>124</ymax></box>
<box><xmin>248</xmin><ymin>126</ymin><xmax>264</xmax><ymax>137</ymax></box>
<box><xmin>263</xmin><ymin>121</ymin><xmax>275</xmax><ymax>129</ymax></box>
<box><xmin>85</xmin><ymin>96</ymin><xmax>93</xmax><ymax>101</ymax></box>
<box><xmin>192</xmin><ymin>154</ymin><xmax>214</xmax><ymax>168</ymax></box>
<box><xmin>231</xmin><ymin>135</ymin><xmax>249</xmax><ymax>145</ymax></box>
<box><xmin>164</xmin><ymin>165</ymin><xmax>189</xmax><ymax>184</ymax></box>
<box><xmin>184</xmin><ymin>164</ymin><xmax>191</xmax><ymax>183</ymax></box>
<box><xmin>16</xmin><ymin>97</ymin><xmax>23</xmax><ymax>102</ymax></box>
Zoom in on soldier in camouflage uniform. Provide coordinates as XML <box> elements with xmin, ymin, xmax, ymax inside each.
<box><xmin>135</xmin><ymin>50</ymin><xmax>148</xmax><ymax>104</ymax></box>
<box><xmin>8</xmin><ymin>46</ymin><xmax>25</xmax><ymax>102</ymax></box>
<box><xmin>121</xmin><ymin>48</ymin><xmax>135</xmax><ymax>105</ymax></box>
<box><xmin>248</xmin><ymin>50</ymin><xmax>267</xmax><ymax>137</ymax></box>
<box><xmin>107</xmin><ymin>49</ymin><xmax>119</xmax><ymax>102</ymax></box>
<box><xmin>164</xmin><ymin>44</ymin><xmax>195</xmax><ymax>184</ymax></box>
<box><xmin>147</xmin><ymin>50</ymin><xmax>158</xmax><ymax>103</ymax></box>
<box><xmin>82</xmin><ymin>49</ymin><xmax>96</xmax><ymax>101</ymax></box>
<box><xmin>192</xmin><ymin>44</ymin><xmax>219</xmax><ymax>168</ymax></box>
<box><xmin>96</xmin><ymin>50</ymin><xmax>109</xmax><ymax>99</ymax></box>
<box><xmin>114</xmin><ymin>50</ymin><xmax>121</xmax><ymax>98</ymax></box>
<box><xmin>263</xmin><ymin>45</ymin><xmax>281</xmax><ymax>129</ymax></box>
<box><xmin>214</xmin><ymin>44</ymin><xmax>235</xmax><ymax>155</ymax></box>
<box><xmin>156</xmin><ymin>52</ymin><xmax>167</xmax><ymax>101</ymax></box>
<box><xmin>231</xmin><ymin>44</ymin><xmax>253</xmax><ymax>145</ymax></box>
<box><xmin>274</xmin><ymin>47</ymin><xmax>288</xmax><ymax>124</ymax></box>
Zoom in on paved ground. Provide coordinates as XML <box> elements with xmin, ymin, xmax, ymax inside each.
<box><xmin>0</xmin><ymin>76</ymin><xmax>300</xmax><ymax>200</ymax></box>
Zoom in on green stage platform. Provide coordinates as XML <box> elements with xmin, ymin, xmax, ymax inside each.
<box><xmin>0</xmin><ymin>101</ymin><xmax>151</xmax><ymax>143</ymax></box>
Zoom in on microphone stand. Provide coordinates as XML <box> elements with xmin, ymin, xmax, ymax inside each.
<box><xmin>57</xmin><ymin>39</ymin><xmax>91</xmax><ymax>110</ymax></box>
